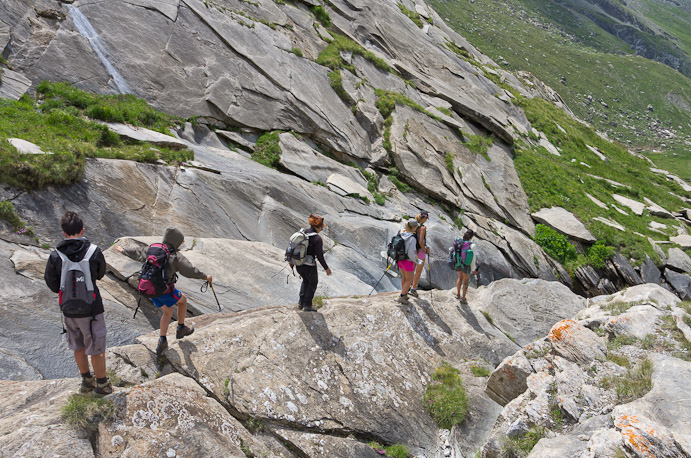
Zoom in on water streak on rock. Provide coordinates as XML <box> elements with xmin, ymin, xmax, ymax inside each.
<box><xmin>68</xmin><ymin>5</ymin><xmax>132</xmax><ymax>94</ymax></box>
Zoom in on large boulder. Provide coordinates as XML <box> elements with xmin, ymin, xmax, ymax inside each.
<box><xmin>473</xmin><ymin>278</ymin><xmax>587</xmax><ymax>346</ymax></box>
<box><xmin>531</xmin><ymin>207</ymin><xmax>596</xmax><ymax>243</ymax></box>
<box><xmin>547</xmin><ymin>319</ymin><xmax>606</xmax><ymax>364</ymax></box>
<box><xmin>666</xmin><ymin>248</ymin><xmax>691</xmax><ymax>273</ymax></box>
<box><xmin>665</xmin><ymin>269</ymin><xmax>691</xmax><ymax>300</ymax></box>
<box><xmin>0</xmin><ymin>378</ymin><xmax>94</xmax><ymax>457</ymax></box>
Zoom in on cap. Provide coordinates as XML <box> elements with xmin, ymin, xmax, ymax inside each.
<box><xmin>408</xmin><ymin>219</ymin><xmax>419</xmax><ymax>228</ymax></box>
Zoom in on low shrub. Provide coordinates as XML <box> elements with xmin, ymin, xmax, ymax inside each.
<box><xmin>533</xmin><ymin>224</ymin><xmax>577</xmax><ymax>264</ymax></box>
<box><xmin>252</xmin><ymin>131</ymin><xmax>283</xmax><ymax>169</ymax></box>
<box><xmin>470</xmin><ymin>365</ymin><xmax>490</xmax><ymax>377</ymax></box>
<box><xmin>61</xmin><ymin>393</ymin><xmax>115</xmax><ymax>432</ymax></box>
<box><xmin>600</xmin><ymin>358</ymin><xmax>653</xmax><ymax>401</ymax></box>
<box><xmin>311</xmin><ymin>5</ymin><xmax>330</xmax><ymax>28</ymax></box>
<box><xmin>422</xmin><ymin>362</ymin><xmax>469</xmax><ymax>429</ymax></box>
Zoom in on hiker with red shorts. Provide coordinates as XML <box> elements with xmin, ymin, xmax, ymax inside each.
<box><xmin>116</xmin><ymin>227</ymin><xmax>211</xmax><ymax>355</ymax></box>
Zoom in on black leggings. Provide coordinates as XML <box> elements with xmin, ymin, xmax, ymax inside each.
<box><xmin>297</xmin><ymin>265</ymin><xmax>318</xmax><ymax>308</ymax></box>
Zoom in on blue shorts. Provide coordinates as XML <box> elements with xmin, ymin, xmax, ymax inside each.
<box><xmin>151</xmin><ymin>289</ymin><xmax>182</xmax><ymax>308</ymax></box>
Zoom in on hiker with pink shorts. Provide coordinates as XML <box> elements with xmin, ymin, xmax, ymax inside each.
<box><xmin>396</xmin><ymin>219</ymin><xmax>420</xmax><ymax>304</ymax></box>
<box><xmin>409</xmin><ymin>211</ymin><xmax>429</xmax><ymax>296</ymax></box>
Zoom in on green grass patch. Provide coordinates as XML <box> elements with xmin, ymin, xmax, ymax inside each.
<box><xmin>481</xmin><ymin>310</ymin><xmax>494</xmax><ymax>325</ymax></box>
<box><xmin>606</xmin><ymin>352</ymin><xmax>630</xmax><ymax>367</ymax></box>
<box><xmin>37</xmin><ymin>82</ymin><xmax>179</xmax><ymax>134</ymax></box>
<box><xmin>388</xmin><ymin>167</ymin><xmax>411</xmax><ymax>193</ymax></box>
<box><xmin>361</xmin><ymin>169</ymin><xmax>386</xmax><ymax>205</ymax></box>
<box><xmin>602</xmin><ymin>301</ymin><xmax>641</xmax><ymax>315</ymax></box>
<box><xmin>607</xmin><ymin>334</ymin><xmax>638</xmax><ymax>351</ymax></box>
<box><xmin>461</xmin><ymin>131</ymin><xmax>492</xmax><ymax>161</ymax></box>
<box><xmin>423</xmin><ymin>363</ymin><xmax>469</xmax><ymax>429</ymax></box>
<box><xmin>368</xmin><ymin>442</ymin><xmax>410</xmax><ymax>458</ymax></box>
<box><xmin>501</xmin><ymin>425</ymin><xmax>546</xmax><ymax>456</ymax></box>
<box><xmin>317</xmin><ymin>33</ymin><xmax>391</xmax><ymax>74</ymax></box>
<box><xmin>310</xmin><ymin>5</ymin><xmax>330</xmax><ymax>28</ymax></box>
<box><xmin>470</xmin><ymin>365</ymin><xmax>490</xmax><ymax>377</ymax></box>
<box><xmin>600</xmin><ymin>358</ymin><xmax>653</xmax><ymax>402</ymax></box>
<box><xmin>245</xmin><ymin>416</ymin><xmax>265</xmax><ymax>433</ymax></box>
<box><xmin>327</xmin><ymin>70</ymin><xmax>354</xmax><ymax>106</ymax></box>
<box><xmin>61</xmin><ymin>393</ymin><xmax>115</xmax><ymax>432</ymax></box>
<box><xmin>0</xmin><ymin>84</ymin><xmax>192</xmax><ymax>190</ymax></box>
<box><xmin>291</xmin><ymin>47</ymin><xmax>303</xmax><ymax>57</ymax></box>
<box><xmin>252</xmin><ymin>131</ymin><xmax>283</xmax><ymax>169</ymax></box>
<box><xmin>0</xmin><ymin>200</ymin><xmax>33</xmax><ymax>237</ymax></box>
<box><xmin>398</xmin><ymin>3</ymin><xmax>423</xmax><ymax>28</ymax></box>
<box><xmin>444</xmin><ymin>152</ymin><xmax>455</xmax><ymax>175</ymax></box>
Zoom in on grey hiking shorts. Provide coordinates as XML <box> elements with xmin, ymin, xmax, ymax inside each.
<box><xmin>64</xmin><ymin>313</ymin><xmax>107</xmax><ymax>355</ymax></box>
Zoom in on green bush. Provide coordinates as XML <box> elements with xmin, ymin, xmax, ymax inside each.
<box><xmin>0</xmin><ymin>201</ymin><xmax>22</xmax><ymax>229</ymax></box>
<box><xmin>97</xmin><ymin>127</ymin><xmax>122</xmax><ymax>147</ymax></box>
<box><xmin>252</xmin><ymin>131</ymin><xmax>283</xmax><ymax>169</ymax></box>
<box><xmin>533</xmin><ymin>224</ymin><xmax>577</xmax><ymax>264</ymax></box>
<box><xmin>311</xmin><ymin>5</ymin><xmax>331</xmax><ymax>28</ymax></box>
<box><xmin>422</xmin><ymin>362</ymin><xmax>469</xmax><ymax>429</ymax></box>
<box><xmin>462</xmin><ymin>132</ymin><xmax>492</xmax><ymax>160</ymax></box>
<box><xmin>61</xmin><ymin>393</ymin><xmax>115</xmax><ymax>432</ymax></box>
<box><xmin>588</xmin><ymin>241</ymin><xmax>615</xmax><ymax>268</ymax></box>
<box><xmin>291</xmin><ymin>47</ymin><xmax>303</xmax><ymax>57</ymax></box>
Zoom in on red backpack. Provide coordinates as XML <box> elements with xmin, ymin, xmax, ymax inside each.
<box><xmin>137</xmin><ymin>243</ymin><xmax>174</xmax><ymax>297</ymax></box>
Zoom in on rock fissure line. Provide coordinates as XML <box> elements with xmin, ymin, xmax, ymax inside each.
<box><xmin>181</xmin><ymin>0</ymin><xmax>289</xmax><ymax>92</ymax></box>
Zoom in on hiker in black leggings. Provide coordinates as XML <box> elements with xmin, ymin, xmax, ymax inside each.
<box><xmin>297</xmin><ymin>214</ymin><xmax>332</xmax><ymax>311</ymax></box>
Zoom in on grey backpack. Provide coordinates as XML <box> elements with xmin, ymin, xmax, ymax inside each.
<box><xmin>285</xmin><ymin>229</ymin><xmax>316</xmax><ymax>267</ymax></box>
<box><xmin>57</xmin><ymin>244</ymin><xmax>98</xmax><ymax>318</ymax></box>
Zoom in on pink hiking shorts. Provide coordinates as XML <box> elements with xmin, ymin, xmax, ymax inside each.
<box><xmin>398</xmin><ymin>259</ymin><xmax>415</xmax><ymax>272</ymax></box>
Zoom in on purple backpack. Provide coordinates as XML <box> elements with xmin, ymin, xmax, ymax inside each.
<box><xmin>137</xmin><ymin>243</ymin><xmax>174</xmax><ymax>297</ymax></box>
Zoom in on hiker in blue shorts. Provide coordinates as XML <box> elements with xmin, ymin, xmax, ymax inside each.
<box><xmin>117</xmin><ymin>227</ymin><xmax>211</xmax><ymax>355</ymax></box>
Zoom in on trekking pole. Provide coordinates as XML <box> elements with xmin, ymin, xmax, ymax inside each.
<box><xmin>426</xmin><ymin>257</ymin><xmax>434</xmax><ymax>305</ymax></box>
<box><xmin>201</xmin><ymin>281</ymin><xmax>222</xmax><ymax>312</ymax></box>
<box><xmin>133</xmin><ymin>293</ymin><xmax>141</xmax><ymax>319</ymax></box>
<box><xmin>369</xmin><ymin>261</ymin><xmax>393</xmax><ymax>296</ymax></box>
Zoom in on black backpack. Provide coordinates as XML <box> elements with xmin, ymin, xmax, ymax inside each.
<box><xmin>137</xmin><ymin>243</ymin><xmax>175</xmax><ymax>298</ymax></box>
<box><xmin>387</xmin><ymin>232</ymin><xmax>407</xmax><ymax>261</ymax></box>
<box><xmin>57</xmin><ymin>244</ymin><xmax>99</xmax><ymax>318</ymax></box>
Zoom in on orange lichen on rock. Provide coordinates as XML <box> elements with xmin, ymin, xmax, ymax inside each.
<box><xmin>615</xmin><ymin>415</ymin><xmax>661</xmax><ymax>458</ymax></box>
<box><xmin>548</xmin><ymin>320</ymin><xmax>577</xmax><ymax>343</ymax></box>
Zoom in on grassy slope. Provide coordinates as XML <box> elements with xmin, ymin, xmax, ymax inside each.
<box><xmin>428</xmin><ymin>0</ymin><xmax>691</xmax><ymax>180</ymax></box>
<box><xmin>514</xmin><ymin>95</ymin><xmax>691</xmax><ymax>265</ymax></box>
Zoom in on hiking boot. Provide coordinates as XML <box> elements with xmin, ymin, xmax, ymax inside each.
<box><xmin>156</xmin><ymin>337</ymin><xmax>168</xmax><ymax>356</ymax></box>
<box><xmin>94</xmin><ymin>380</ymin><xmax>113</xmax><ymax>396</ymax></box>
<box><xmin>297</xmin><ymin>303</ymin><xmax>305</xmax><ymax>310</ymax></box>
<box><xmin>80</xmin><ymin>376</ymin><xmax>96</xmax><ymax>393</ymax></box>
<box><xmin>454</xmin><ymin>293</ymin><xmax>461</xmax><ymax>300</ymax></box>
<box><xmin>397</xmin><ymin>294</ymin><xmax>409</xmax><ymax>304</ymax></box>
<box><xmin>176</xmin><ymin>324</ymin><xmax>194</xmax><ymax>339</ymax></box>
<box><xmin>302</xmin><ymin>306</ymin><xmax>318</xmax><ymax>312</ymax></box>
<box><xmin>460</xmin><ymin>297</ymin><xmax>468</xmax><ymax>304</ymax></box>
<box><xmin>409</xmin><ymin>288</ymin><xmax>418</xmax><ymax>297</ymax></box>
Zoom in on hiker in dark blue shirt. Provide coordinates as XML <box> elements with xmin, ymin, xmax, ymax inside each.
<box><xmin>297</xmin><ymin>214</ymin><xmax>332</xmax><ymax>311</ymax></box>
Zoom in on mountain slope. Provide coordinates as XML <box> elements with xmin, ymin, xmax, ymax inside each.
<box><xmin>428</xmin><ymin>0</ymin><xmax>691</xmax><ymax>180</ymax></box>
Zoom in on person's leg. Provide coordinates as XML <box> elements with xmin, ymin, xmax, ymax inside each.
<box><xmin>160</xmin><ymin>304</ymin><xmax>175</xmax><ymax>336</ymax></box>
<box><xmin>91</xmin><ymin>352</ymin><xmax>106</xmax><ymax>379</ymax></box>
<box><xmin>461</xmin><ymin>272</ymin><xmax>470</xmax><ymax>299</ymax></box>
<box><xmin>296</xmin><ymin>266</ymin><xmax>309</xmax><ymax>309</ymax></box>
<box><xmin>74</xmin><ymin>348</ymin><xmax>90</xmax><ymax>374</ymax></box>
<box><xmin>176</xmin><ymin>293</ymin><xmax>188</xmax><ymax>325</ymax></box>
<box><xmin>303</xmin><ymin>267</ymin><xmax>319</xmax><ymax>310</ymax></box>
<box><xmin>456</xmin><ymin>272</ymin><xmax>462</xmax><ymax>297</ymax></box>
<box><xmin>411</xmin><ymin>263</ymin><xmax>423</xmax><ymax>290</ymax></box>
<box><xmin>401</xmin><ymin>269</ymin><xmax>413</xmax><ymax>296</ymax></box>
